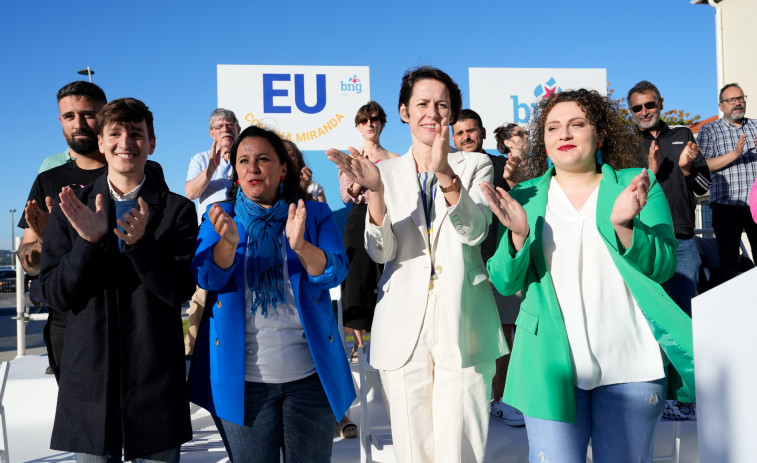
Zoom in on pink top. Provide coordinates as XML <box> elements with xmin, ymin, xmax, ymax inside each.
<box><xmin>338</xmin><ymin>159</ymin><xmax>383</xmax><ymax>204</ymax></box>
<box><xmin>750</xmin><ymin>176</ymin><xmax>757</xmax><ymax>223</ymax></box>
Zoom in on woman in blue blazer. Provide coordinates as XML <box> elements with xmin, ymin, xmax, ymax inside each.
<box><xmin>188</xmin><ymin>126</ymin><xmax>355</xmax><ymax>462</ymax></box>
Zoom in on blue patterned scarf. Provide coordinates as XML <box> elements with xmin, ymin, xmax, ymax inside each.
<box><xmin>234</xmin><ymin>189</ymin><xmax>289</xmax><ymax>317</ymax></box>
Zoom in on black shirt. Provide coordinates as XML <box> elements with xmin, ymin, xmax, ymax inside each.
<box><xmin>18</xmin><ymin>161</ymin><xmax>107</xmax><ymax>229</ymax></box>
<box><xmin>481</xmin><ymin>152</ymin><xmax>511</xmax><ymax>262</ymax></box>
<box><xmin>639</xmin><ymin>122</ymin><xmax>711</xmax><ymax>238</ymax></box>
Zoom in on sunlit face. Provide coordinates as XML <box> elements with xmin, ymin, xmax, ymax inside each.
<box><xmin>357</xmin><ymin>112</ymin><xmax>382</xmax><ymax>140</ymax></box>
<box><xmin>451</xmin><ymin>118</ymin><xmax>485</xmax><ymax>152</ymax></box>
<box><xmin>629</xmin><ymin>90</ymin><xmax>662</xmax><ymax>131</ymax></box>
<box><xmin>719</xmin><ymin>86</ymin><xmax>746</xmax><ymax>124</ymax></box>
<box><xmin>504</xmin><ymin>126</ymin><xmax>529</xmax><ymax>155</ymax></box>
<box><xmin>544</xmin><ymin>102</ymin><xmax>602</xmax><ymax>173</ymax></box>
<box><xmin>98</xmin><ymin>120</ymin><xmax>155</xmax><ymax>179</ymax></box>
<box><xmin>235</xmin><ymin>137</ymin><xmax>287</xmax><ymax>208</ymax></box>
<box><xmin>209</xmin><ymin>118</ymin><xmax>240</xmax><ymax>154</ymax></box>
<box><xmin>58</xmin><ymin>95</ymin><xmax>103</xmax><ymax>155</ymax></box>
<box><xmin>400</xmin><ymin>79</ymin><xmax>451</xmax><ymax>147</ymax></box>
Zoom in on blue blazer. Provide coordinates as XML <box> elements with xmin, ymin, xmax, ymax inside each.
<box><xmin>188</xmin><ymin>200</ymin><xmax>355</xmax><ymax>424</ymax></box>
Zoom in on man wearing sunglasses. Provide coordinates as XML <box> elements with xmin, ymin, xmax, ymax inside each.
<box><xmin>697</xmin><ymin>83</ymin><xmax>757</xmax><ymax>281</ymax></box>
<box><xmin>627</xmin><ymin>81</ymin><xmax>711</xmax><ymax>317</ymax></box>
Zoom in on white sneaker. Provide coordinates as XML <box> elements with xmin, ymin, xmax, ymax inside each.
<box><xmin>490</xmin><ymin>400</ymin><xmax>525</xmax><ymax>427</ymax></box>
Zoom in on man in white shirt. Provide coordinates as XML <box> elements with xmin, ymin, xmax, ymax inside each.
<box><xmin>184</xmin><ymin>108</ymin><xmax>240</xmax><ymax>356</ymax></box>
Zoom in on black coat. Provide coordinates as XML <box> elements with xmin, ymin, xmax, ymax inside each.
<box><xmin>40</xmin><ymin>174</ymin><xmax>198</xmax><ymax>459</ymax></box>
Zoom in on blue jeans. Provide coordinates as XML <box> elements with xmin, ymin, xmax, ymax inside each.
<box><xmin>217</xmin><ymin>373</ymin><xmax>334</xmax><ymax>463</ymax></box>
<box><xmin>667</xmin><ymin>237</ymin><xmax>702</xmax><ymax>316</ymax></box>
<box><xmin>75</xmin><ymin>447</ymin><xmax>179</xmax><ymax>463</ymax></box>
<box><xmin>524</xmin><ymin>378</ymin><xmax>667</xmax><ymax>463</ymax></box>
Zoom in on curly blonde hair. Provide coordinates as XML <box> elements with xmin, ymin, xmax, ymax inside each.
<box><xmin>523</xmin><ymin>89</ymin><xmax>644</xmax><ymax>180</ymax></box>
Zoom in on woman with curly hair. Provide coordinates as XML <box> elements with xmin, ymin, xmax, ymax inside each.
<box><xmin>483</xmin><ymin>89</ymin><xmax>695</xmax><ymax>462</ymax></box>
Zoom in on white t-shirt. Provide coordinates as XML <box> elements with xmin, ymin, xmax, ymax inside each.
<box><xmin>542</xmin><ymin>177</ymin><xmax>664</xmax><ymax>390</ymax></box>
<box><xmin>243</xmin><ymin>231</ymin><xmax>315</xmax><ymax>383</ymax></box>
<box><xmin>186</xmin><ymin>150</ymin><xmax>233</xmax><ymax>216</ymax></box>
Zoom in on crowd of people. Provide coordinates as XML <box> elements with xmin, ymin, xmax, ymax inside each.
<box><xmin>15</xmin><ymin>67</ymin><xmax>757</xmax><ymax>462</ymax></box>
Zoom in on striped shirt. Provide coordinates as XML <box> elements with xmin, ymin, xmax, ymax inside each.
<box><xmin>697</xmin><ymin>117</ymin><xmax>757</xmax><ymax>206</ymax></box>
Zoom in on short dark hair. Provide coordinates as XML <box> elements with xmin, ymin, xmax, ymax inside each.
<box><xmin>456</xmin><ymin>109</ymin><xmax>484</xmax><ymax>129</ymax></box>
<box><xmin>719</xmin><ymin>83</ymin><xmax>743</xmax><ymax>102</ymax></box>
<box><xmin>228</xmin><ymin>126</ymin><xmax>306</xmax><ymax>203</ymax></box>
<box><xmin>97</xmin><ymin>98</ymin><xmax>155</xmax><ymax>140</ymax></box>
<box><xmin>626</xmin><ymin>80</ymin><xmax>661</xmax><ymax>104</ymax></box>
<box><xmin>398</xmin><ymin>66</ymin><xmax>462</xmax><ymax>125</ymax></box>
<box><xmin>493</xmin><ymin>123</ymin><xmax>522</xmax><ymax>154</ymax></box>
<box><xmin>354</xmin><ymin>101</ymin><xmax>388</xmax><ymax>129</ymax></box>
<box><xmin>56</xmin><ymin>81</ymin><xmax>107</xmax><ymax>105</ymax></box>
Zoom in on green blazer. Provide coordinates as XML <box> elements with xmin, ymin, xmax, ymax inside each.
<box><xmin>487</xmin><ymin>164</ymin><xmax>695</xmax><ymax>423</ymax></box>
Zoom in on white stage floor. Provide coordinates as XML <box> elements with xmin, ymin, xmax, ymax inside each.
<box><xmin>3</xmin><ymin>355</ymin><xmax>699</xmax><ymax>462</ymax></box>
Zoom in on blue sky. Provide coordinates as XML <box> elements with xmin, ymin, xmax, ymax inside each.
<box><xmin>0</xmin><ymin>0</ymin><xmax>718</xmax><ymax>250</ymax></box>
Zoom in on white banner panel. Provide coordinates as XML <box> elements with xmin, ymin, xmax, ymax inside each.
<box><xmin>469</xmin><ymin>68</ymin><xmax>607</xmax><ymax>150</ymax></box>
<box><xmin>218</xmin><ymin>65</ymin><xmax>369</xmax><ymax>150</ymax></box>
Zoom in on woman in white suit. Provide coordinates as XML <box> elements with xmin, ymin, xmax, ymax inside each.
<box><xmin>327</xmin><ymin>66</ymin><xmax>508</xmax><ymax>463</ymax></box>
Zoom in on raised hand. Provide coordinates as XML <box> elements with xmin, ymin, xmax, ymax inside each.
<box><xmin>326</xmin><ymin>147</ymin><xmax>382</xmax><ymax>192</ymax></box>
<box><xmin>208</xmin><ymin>204</ymin><xmax>239</xmax><ymax>248</ymax></box>
<box><xmin>503</xmin><ymin>155</ymin><xmax>523</xmax><ymax>186</ymax></box>
<box><xmin>611</xmin><ymin>168</ymin><xmax>650</xmax><ymax>228</ymax></box>
<box><xmin>58</xmin><ymin>187</ymin><xmax>107</xmax><ymax>244</ymax></box>
<box><xmin>430</xmin><ymin>117</ymin><xmax>453</xmax><ymax>176</ymax></box>
<box><xmin>25</xmin><ymin>196</ymin><xmax>55</xmax><ymax>237</ymax></box>
<box><xmin>735</xmin><ymin>134</ymin><xmax>748</xmax><ymax>157</ymax></box>
<box><xmin>209</xmin><ymin>139</ymin><xmax>221</xmax><ymax>171</ymax></box>
<box><xmin>285</xmin><ymin>199</ymin><xmax>307</xmax><ymax>252</ymax></box>
<box><xmin>481</xmin><ymin>182</ymin><xmax>529</xmax><ymax>251</ymax></box>
<box><xmin>678</xmin><ymin>141</ymin><xmax>700</xmax><ymax>175</ymax></box>
<box><xmin>647</xmin><ymin>141</ymin><xmax>661</xmax><ymax>174</ymax></box>
<box><xmin>114</xmin><ymin>197</ymin><xmax>150</xmax><ymax>247</ymax></box>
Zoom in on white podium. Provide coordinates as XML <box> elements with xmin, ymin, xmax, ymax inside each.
<box><xmin>692</xmin><ymin>267</ymin><xmax>757</xmax><ymax>463</ymax></box>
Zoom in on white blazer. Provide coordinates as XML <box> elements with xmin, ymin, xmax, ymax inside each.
<box><xmin>365</xmin><ymin>149</ymin><xmax>509</xmax><ymax>371</ymax></box>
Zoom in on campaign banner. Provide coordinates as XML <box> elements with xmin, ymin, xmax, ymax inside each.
<box><xmin>469</xmin><ymin>68</ymin><xmax>607</xmax><ymax>150</ymax></box>
<box><xmin>218</xmin><ymin>65</ymin><xmax>370</xmax><ymax>150</ymax></box>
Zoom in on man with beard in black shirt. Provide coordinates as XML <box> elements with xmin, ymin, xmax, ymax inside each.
<box><xmin>18</xmin><ymin>81</ymin><xmax>167</xmax><ymax>379</ymax></box>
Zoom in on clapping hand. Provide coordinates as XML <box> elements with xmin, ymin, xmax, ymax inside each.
<box><xmin>115</xmin><ymin>197</ymin><xmax>150</xmax><ymax>247</ymax></box>
<box><xmin>286</xmin><ymin>199</ymin><xmax>307</xmax><ymax>252</ymax></box>
<box><xmin>208</xmin><ymin>203</ymin><xmax>239</xmax><ymax>248</ymax></box>
<box><xmin>611</xmin><ymin>168</ymin><xmax>650</xmax><ymax>228</ymax></box>
<box><xmin>58</xmin><ymin>187</ymin><xmax>108</xmax><ymax>244</ymax></box>
<box><xmin>481</xmin><ymin>181</ymin><xmax>529</xmax><ymax>251</ymax></box>
<box><xmin>326</xmin><ymin>147</ymin><xmax>382</xmax><ymax>192</ymax></box>
<box><xmin>678</xmin><ymin>141</ymin><xmax>700</xmax><ymax>175</ymax></box>
<box><xmin>25</xmin><ymin>196</ymin><xmax>54</xmax><ymax>237</ymax></box>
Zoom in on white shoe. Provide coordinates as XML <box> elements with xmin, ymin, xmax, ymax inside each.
<box><xmin>490</xmin><ymin>400</ymin><xmax>525</xmax><ymax>427</ymax></box>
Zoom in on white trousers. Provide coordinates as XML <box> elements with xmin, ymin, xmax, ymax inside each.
<box><xmin>380</xmin><ymin>287</ymin><xmax>495</xmax><ymax>463</ymax></box>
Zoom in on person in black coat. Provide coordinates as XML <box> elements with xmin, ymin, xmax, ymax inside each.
<box><xmin>39</xmin><ymin>98</ymin><xmax>197</xmax><ymax>461</ymax></box>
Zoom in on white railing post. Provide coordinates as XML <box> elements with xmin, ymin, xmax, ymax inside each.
<box><xmin>15</xmin><ymin>237</ymin><xmax>25</xmax><ymax>358</ymax></box>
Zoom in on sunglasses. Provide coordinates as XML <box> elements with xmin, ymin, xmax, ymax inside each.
<box><xmin>630</xmin><ymin>101</ymin><xmax>658</xmax><ymax>113</ymax></box>
<box><xmin>359</xmin><ymin>116</ymin><xmax>380</xmax><ymax>125</ymax></box>
<box><xmin>512</xmin><ymin>131</ymin><xmax>528</xmax><ymax>138</ymax></box>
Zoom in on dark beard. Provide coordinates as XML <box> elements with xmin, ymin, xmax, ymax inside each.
<box><xmin>64</xmin><ymin>130</ymin><xmax>99</xmax><ymax>155</ymax></box>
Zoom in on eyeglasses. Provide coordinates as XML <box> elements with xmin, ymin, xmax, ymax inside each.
<box><xmin>512</xmin><ymin>131</ymin><xmax>528</xmax><ymax>138</ymax></box>
<box><xmin>212</xmin><ymin>122</ymin><xmax>238</xmax><ymax>131</ymax></box>
<box><xmin>359</xmin><ymin>116</ymin><xmax>380</xmax><ymax>125</ymax></box>
<box><xmin>721</xmin><ymin>96</ymin><xmax>747</xmax><ymax>105</ymax></box>
<box><xmin>630</xmin><ymin>101</ymin><xmax>658</xmax><ymax>113</ymax></box>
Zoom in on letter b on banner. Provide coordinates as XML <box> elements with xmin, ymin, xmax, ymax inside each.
<box><xmin>263</xmin><ymin>74</ymin><xmax>326</xmax><ymax>114</ymax></box>
<box><xmin>511</xmin><ymin>95</ymin><xmax>531</xmax><ymax>123</ymax></box>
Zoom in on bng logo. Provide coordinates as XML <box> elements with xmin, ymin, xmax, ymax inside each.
<box><xmin>511</xmin><ymin>77</ymin><xmax>563</xmax><ymax>123</ymax></box>
<box><xmin>340</xmin><ymin>75</ymin><xmax>363</xmax><ymax>95</ymax></box>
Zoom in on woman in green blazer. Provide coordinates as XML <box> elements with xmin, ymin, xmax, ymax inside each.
<box><xmin>482</xmin><ymin>89</ymin><xmax>695</xmax><ymax>463</ymax></box>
